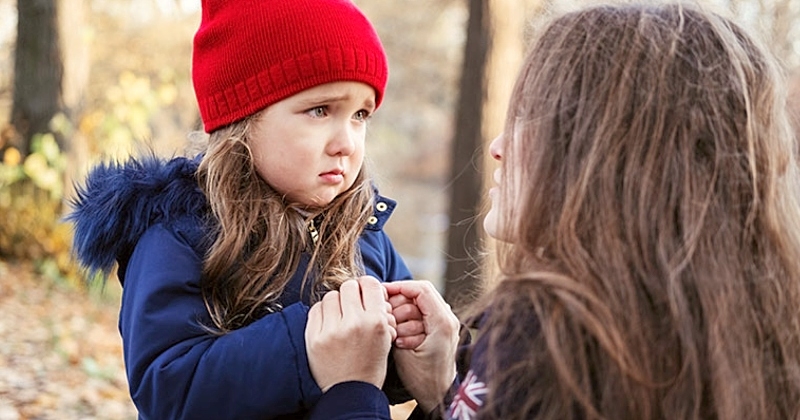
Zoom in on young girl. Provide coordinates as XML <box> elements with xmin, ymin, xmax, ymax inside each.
<box><xmin>307</xmin><ymin>2</ymin><xmax>800</xmax><ymax>419</ymax></box>
<box><xmin>68</xmin><ymin>0</ymin><xmax>413</xmax><ymax>418</ymax></box>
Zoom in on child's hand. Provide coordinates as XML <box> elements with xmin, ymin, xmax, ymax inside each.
<box><xmin>305</xmin><ymin>276</ymin><xmax>396</xmax><ymax>392</ymax></box>
<box><xmin>388</xmin><ymin>288</ymin><xmax>425</xmax><ymax>349</ymax></box>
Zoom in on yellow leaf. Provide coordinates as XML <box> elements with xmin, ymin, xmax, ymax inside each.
<box><xmin>23</xmin><ymin>153</ymin><xmax>49</xmax><ymax>178</ymax></box>
<box><xmin>3</xmin><ymin>147</ymin><xmax>21</xmax><ymax>166</ymax></box>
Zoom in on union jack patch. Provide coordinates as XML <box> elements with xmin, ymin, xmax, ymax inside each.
<box><xmin>448</xmin><ymin>370</ymin><xmax>487</xmax><ymax>419</ymax></box>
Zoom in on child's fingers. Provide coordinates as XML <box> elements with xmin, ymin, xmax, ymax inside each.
<box><xmin>385</xmin><ymin>300</ymin><xmax>398</xmax><ymax>342</ymax></box>
<box><xmin>386</xmin><ymin>303</ymin><xmax>398</xmax><ymax>329</ymax></box>
<box><xmin>396</xmin><ymin>319</ymin><xmax>424</xmax><ymax>337</ymax></box>
<box><xmin>385</xmin><ymin>300</ymin><xmax>396</xmax><ymax>321</ymax></box>
<box><xmin>388</xmin><ymin>293</ymin><xmax>412</xmax><ymax>309</ymax></box>
<box><xmin>386</xmin><ymin>281</ymin><xmax>452</xmax><ymax>321</ymax></box>
<box><xmin>393</xmin><ymin>302</ymin><xmax>422</xmax><ymax>324</ymax></box>
<box><xmin>395</xmin><ymin>333</ymin><xmax>425</xmax><ymax>350</ymax></box>
<box><xmin>387</xmin><ymin>314</ymin><xmax>398</xmax><ymax>342</ymax></box>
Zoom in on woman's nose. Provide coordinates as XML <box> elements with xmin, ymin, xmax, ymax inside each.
<box><xmin>489</xmin><ymin>134</ymin><xmax>503</xmax><ymax>161</ymax></box>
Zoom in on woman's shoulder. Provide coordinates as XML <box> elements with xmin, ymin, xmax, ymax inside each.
<box><xmin>68</xmin><ymin>154</ymin><xmax>209</xmax><ymax>275</ymax></box>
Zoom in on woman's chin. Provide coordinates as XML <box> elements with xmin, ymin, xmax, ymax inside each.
<box><xmin>483</xmin><ymin>211</ymin><xmax>500</xmax><ymax>240</ymax></box>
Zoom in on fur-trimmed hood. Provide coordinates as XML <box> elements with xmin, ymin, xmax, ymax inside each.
<box><xmin>67</xmin><ymin>155</ymin><xmax>208</xmax><ymax>275</ymax></box>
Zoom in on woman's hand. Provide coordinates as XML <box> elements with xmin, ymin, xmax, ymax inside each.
<box><xmin>305</xmin><ymin>276</ymin><xmax>397</xmax><ymax>392</ymax></box>
<box><xmin>384</xmin><ymin>280</ymin><xmax>460</xmax><ymax>412</ymax></box>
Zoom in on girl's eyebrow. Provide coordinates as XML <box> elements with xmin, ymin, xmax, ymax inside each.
<box><xmin>298</xmin><ymin>94</ymin><xmax>376</xmax><ymax>110</ymax></box>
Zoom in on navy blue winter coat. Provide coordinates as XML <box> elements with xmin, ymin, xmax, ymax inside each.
<box><xmin>68</xmin><ymin>155</ymin><xmax>412</xmax><ymax>419</ymax></box>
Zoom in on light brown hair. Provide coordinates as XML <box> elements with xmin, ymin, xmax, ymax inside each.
<box><xmin>474</xmin><ymin>3</ymin><xmax>800</xmax><ymax>419</ymax></box>
<box><xmin>196</xmin><ymin>115</ymin><xmax>373</xmax><ymax>333</ymax></box>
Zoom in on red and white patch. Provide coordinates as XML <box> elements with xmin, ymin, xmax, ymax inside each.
<box><xmin>448</xmin><ymin>370</ymin><xmax>487</xmax><ymax>419</ymax></box>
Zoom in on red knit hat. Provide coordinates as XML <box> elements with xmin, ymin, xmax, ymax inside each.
<box><xmin>192</xmin><ymin>0</ymin><xmax>389</xmax><ymax>133</ymax></box>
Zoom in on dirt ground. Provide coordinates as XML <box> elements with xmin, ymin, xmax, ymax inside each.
<box><xmin>0</xmin><ymin>261</ymin><xmax>136</xmax><ymax>419</ymax></box>
<box><xmin>0</xmin><ymin>260</ymin><xmax>416</xmax><ymax>420</ymax></box>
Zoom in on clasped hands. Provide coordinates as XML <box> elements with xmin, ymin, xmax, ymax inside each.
<box><xmin>305</xmin><ymin>276</ymin><xmax>460</xmax><ymax>412</ymax></box>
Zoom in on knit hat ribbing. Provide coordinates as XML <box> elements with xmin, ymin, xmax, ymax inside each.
<box><xmin>192</xmin><ymin>0</ymin><xmax>389</xmax><ymax>133</ymax></box>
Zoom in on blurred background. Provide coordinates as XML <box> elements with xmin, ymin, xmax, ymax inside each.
<box><xmin>0</xmin><ymin>0</ymin><xmax>798</xmax><ymax>418</ymax></box>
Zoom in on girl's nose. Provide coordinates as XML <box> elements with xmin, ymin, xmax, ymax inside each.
<box><xmin>328</xmin><ymin>125</ymin><xmax>357</xmax><ymax>156</ymax></box>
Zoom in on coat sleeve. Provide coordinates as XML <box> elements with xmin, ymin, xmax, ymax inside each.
<box><xmin>306</xmin><ymin>381</ymin><xmax>392</xmax><ymax>420</ymax></box>
<box><xmin>119</xmin><ymin>223</ymin><xmax>322</xmax><ymax>420</ymax></box>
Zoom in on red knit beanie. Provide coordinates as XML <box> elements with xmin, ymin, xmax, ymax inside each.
<box><xmin>192</xmin><ymin>0</ymin><xmax>389</xmax><ymax>133</ymax></box>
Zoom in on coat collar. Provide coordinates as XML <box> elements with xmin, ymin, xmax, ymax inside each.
<box><xmin>68</xmin><ymin>154</ymin><xmax>398</xmax><ymax>274</ymax></box>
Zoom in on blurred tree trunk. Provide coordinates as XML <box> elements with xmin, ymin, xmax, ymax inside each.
<box><xmin>444</xmin><ymin>0</ymin><xmax>536</xmax><ymax>308</ymax></box>
<box><xmin>59</xmin><ymin>0</ymin><xmax>89</xmax><ymax>198</ymax></box>
<box><xmin>11</xmin><ymin>0</ymin><xmax>63</xmax><ymax>157</ymax></box>
<box><xmin>444</xmin><ymin>0</ymin><xmax>489</xmax><ymax>308</ymax></box>
<box><xmin>60</xmin><ymin>0</ymin><xmax>88</xmax><ymax>128</ymax></box>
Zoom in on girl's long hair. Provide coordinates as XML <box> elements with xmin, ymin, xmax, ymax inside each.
<box><xmin>196</xmin><ymin>115</ymin><xmax>373</xmax><ymax>333</ymax></box>
<box><xmin>472</xmin><ymin>3</ymin><xmax>800</xmax><ymax>419</ymax></box>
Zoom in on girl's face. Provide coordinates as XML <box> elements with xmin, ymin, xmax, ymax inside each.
<box><xmin>249</xmin><ymin>81</ymin><xmax>375</xmax><ymax>208</ymax></box>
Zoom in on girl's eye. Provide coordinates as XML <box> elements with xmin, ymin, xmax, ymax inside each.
<box><xmin>306</xmin><ymin>106</ymin><xmax>327</xmax><ymax>118</ymax></box>
<box><xmin>353</xmin><ymin>110</ymin><xmax>371</xmax><ymax>122</ymax></box>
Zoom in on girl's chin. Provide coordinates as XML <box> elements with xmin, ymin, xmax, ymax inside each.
<box><xmin>288</xmin><ymin>189</ymin><xmax>341</xmax><ymax>209</ymax></box>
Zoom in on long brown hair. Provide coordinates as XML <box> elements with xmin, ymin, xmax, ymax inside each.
<box><xmin>473</xmin><ymin>3</ymin><xmax>800</xmax><ymax>419</ymax></box>
<box><xmin>195</xmin><ymin>115</ymin><xmax>374</xmax><ymax>333</ymax></box>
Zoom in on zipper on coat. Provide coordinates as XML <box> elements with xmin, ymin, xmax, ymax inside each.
<box><xmin>308</xmin><ymin>219</ymin><xmax>319</xmax><ymax>244</ymax></box>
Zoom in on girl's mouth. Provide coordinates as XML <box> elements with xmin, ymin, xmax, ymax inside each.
<box><xmin>319</xmin><ymin>169</ymin><xmax>344</xmax><ymax>184</ymax></box>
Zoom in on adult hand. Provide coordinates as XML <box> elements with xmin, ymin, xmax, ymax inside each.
<box><xmin>384</xmin><ymin>281</ymin><xmax>460</xmax><ymax>412</ymax></box>
<box><xmin>305</xmin><ymin>276</ymin><xmax>397</xmax><ymax>392</ymax></box>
